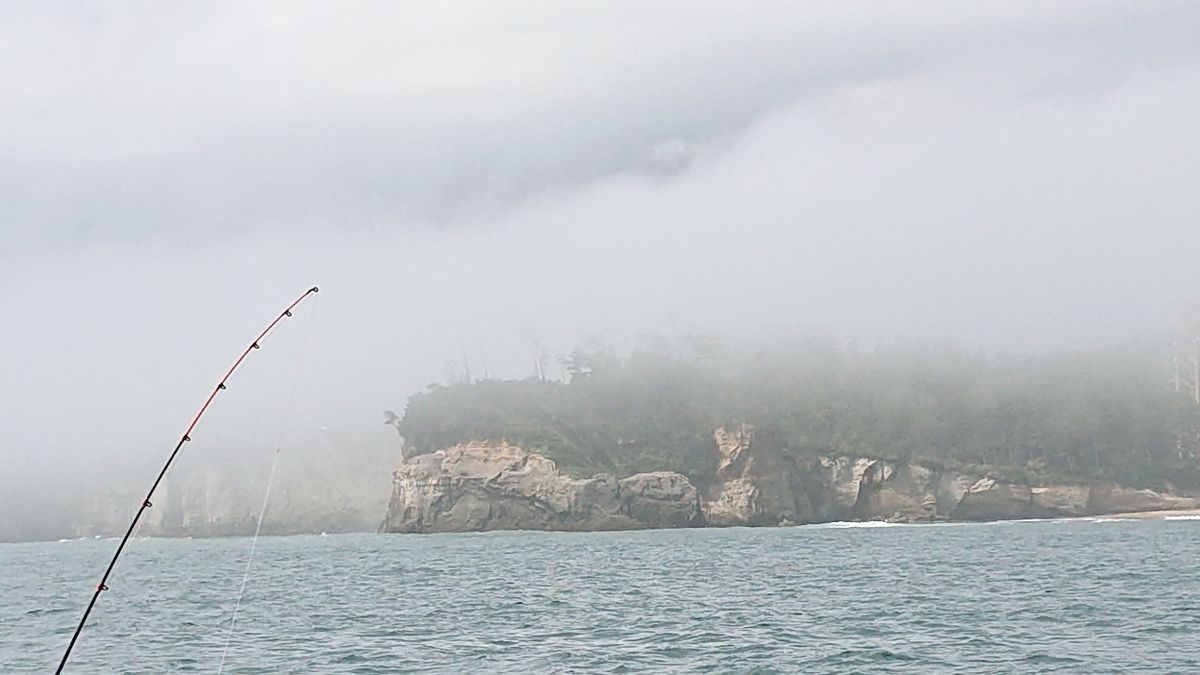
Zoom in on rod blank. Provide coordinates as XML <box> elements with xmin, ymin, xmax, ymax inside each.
<box><xmin>56</xmin><ymin>286</ymin><xmax>319</xmax><ymax>674</ymax></box>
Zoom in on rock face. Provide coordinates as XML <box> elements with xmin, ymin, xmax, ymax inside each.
<box><xmin>853</xmin><ymin>466</ymin><xmax>1198</xmax><ymax>522</ymax></box>
<box><xmin>1031</xmin><ymin>484</ymin><xmax>1091</xmax><ymax>517</ymax></box>
<box><xmin>383</xmin><ymin>441</ymin><xmax>702</xmax><ymax>533</ymax></box>
<box><xmin>702</xmin><ymin>425</ymin><xmax>871</xmax><ymax>526</ymax></box>
<box><xmin>703</xmin><ymin>424</ymin><xmax>813</xmax><ymax>526</ymax></box>
<box><xmin>1087</xmin><ymin>485</ymin><xmax>1198</xmax><ymax>514</ymax></box>
<box><xmin>71</xmin><ymin>454</ymin><xmax>394</xmax><ymax>540</ymax></box>
<box><xmin>384</xmin><ymin>429</ymin><xmax>1200</xmax><ymax>533</ymax></box>
<box><xmin>952</xmin><ymin>478</ymin><xmax>1042</xmax><ymax>521</ymax></box>
<box><xmin>841</xmin><ymin>458</ymin><xmax>978</xmax><ymax>522</ymax></box>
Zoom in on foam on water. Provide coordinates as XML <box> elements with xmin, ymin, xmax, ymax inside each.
<box><xmin>807</xmin><ymin>520</ymin><xmax>906</xmax><ymax>529</ymax></box>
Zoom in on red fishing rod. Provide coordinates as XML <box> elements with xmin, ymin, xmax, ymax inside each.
<box><xmin>56</xmin><ymin>286</ymin><xmax>320</xmax><ymax>674</ymax></box>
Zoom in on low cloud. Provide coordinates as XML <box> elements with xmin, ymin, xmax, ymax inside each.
<box><xmin>3</xmin><ymin>1</ymin><xmax>1200</xmax><ymax>533</ymax></box>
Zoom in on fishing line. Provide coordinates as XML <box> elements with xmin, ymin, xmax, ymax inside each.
<box><xmin>56</xmin><ymin>286</ymin><xmax>319</xmax><ymax>674</ymax></box>
<box><xmin>217</xmin><ymin>293</ymin><xmax>320</xmax><ymax>674</ymax></box>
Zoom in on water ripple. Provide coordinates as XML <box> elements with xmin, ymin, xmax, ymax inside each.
<box><xmin>1</xmin><ymin>519</ymin><xmax>1198</xmax><ymax>673</ymax></box>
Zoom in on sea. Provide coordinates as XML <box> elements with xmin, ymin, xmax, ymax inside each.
<box><xmin>2</xmin><ymin>518</ymin><xmax>1198</xmax><ymax>673</ymax></box>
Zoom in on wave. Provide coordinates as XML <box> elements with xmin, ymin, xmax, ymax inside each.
<box><xmin>809</xmin><ymin>521</ymin><xmax>906</xmax><ymax>529</ymax></box>
<box><xmin>1165</xmin><ymin>515</ymin><xmax>1200</xmax><ymax>521</ymax></box>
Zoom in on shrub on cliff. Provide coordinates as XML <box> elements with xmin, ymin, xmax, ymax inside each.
<box><xmin>395</xmin><ymin>340</ymin><xmax>1200</xmax><ymax>490</ymax></box>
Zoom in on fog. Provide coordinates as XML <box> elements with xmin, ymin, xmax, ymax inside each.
<box><xmin>3</xmin><ymin>1</ymin><xmax>1200</xmax><ymax>539</ymax></box>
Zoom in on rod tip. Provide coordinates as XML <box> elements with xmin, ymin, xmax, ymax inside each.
<box><xmin>310</xmin><ymin>286</ymin><xmax>320</xmax><ymax>293</ymax></box>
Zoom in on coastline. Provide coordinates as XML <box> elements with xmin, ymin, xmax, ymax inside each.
<box><xmin>1089</xmin><ymin>508</ymin><xmax>1200</xmax><ymax>520</ymax></box>
<box><xmin>5</xmin><ymin>508</ymin><xmax>1200</xmax><ymax>544</ymax></box>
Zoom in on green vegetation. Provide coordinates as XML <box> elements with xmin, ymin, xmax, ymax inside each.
<box><xmin>396</xmin><ymin>340</ymin><xmax>1200</xmax><ymax>490</ymax></box>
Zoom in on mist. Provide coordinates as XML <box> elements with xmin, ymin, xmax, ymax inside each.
<box><xmin>4</xmin><ymin>1</ymin><xmax>1200</xmax><ymax>540</ymax></box>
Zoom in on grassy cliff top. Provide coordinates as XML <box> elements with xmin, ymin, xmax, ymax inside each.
<box><xmin>395</xmin><ymin>341</ymin><xmax>1200</xmax><ymax>490</ymax></box>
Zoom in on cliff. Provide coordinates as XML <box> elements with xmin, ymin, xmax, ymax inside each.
<box><xmin>58</xmin><ymin>447</ymin><xmax>396</xmax><ymax>541</ymax></box>
<box><xmin>383</xmin><ymin>441</ymin><xmax>702</xmax><ymax>533</ymax></box>
<box><xmin>384</xmin><ymin>427</ymin><xmax>1199</xmax><ymax>533</ymax></box>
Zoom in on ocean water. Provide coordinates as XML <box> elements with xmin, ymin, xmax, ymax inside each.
<box><xmin>2</xmin><ymin>520</ymin><xmax>1198</xmax><ymax>674</ymax></box>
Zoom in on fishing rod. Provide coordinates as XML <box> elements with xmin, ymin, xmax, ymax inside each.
<box><xmin>56</xmin><ymin>286</ymin><xmax>320</xmax><ymax>674</ymax></box>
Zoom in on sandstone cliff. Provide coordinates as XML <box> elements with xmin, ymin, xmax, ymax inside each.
<box><xmin>383</xmin><ymin>428</ymin><xmax>1199</xmax><ymax>533</ymax></box>
<box><xmin>383</xmin><ymin>441</ymin><xmax>702</xmax><ymax>533</ymax></box>
<box><xmin>701</xmin><ymin>425</ymin><xmax>872</xmax><ymax>526</ymax></box>
<box><xmin>67</xmin><ymin>448</ymin><xmax>395</xmax><ymax>540</ymax></box>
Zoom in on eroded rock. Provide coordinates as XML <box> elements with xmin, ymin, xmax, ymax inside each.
<box><xmin>952</xmin><ymin>477</ymin><xmax>1038</xmax><ymax>520</ymax></box>
<box><xmin>703</xmin><ymin>426</ymin><xmax>816</xmax><ymax>526</ymax></box>
<box><xmin>1088</xmin><ymin>484</ymin><xmax>1198</xmax><ymax>514</ymax></box>
<box><xmin>383</xmin><ymin>441</ymin><xmax>701</xmax><ymax>533</ymax></box>
<box><xmin>384</xmin><ymin>432</ymin><xmax>1200</xmax><ymax>533</ymax></box>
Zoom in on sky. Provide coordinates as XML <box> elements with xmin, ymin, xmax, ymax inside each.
<box><xmin>3</xmin><ymin>1</ymin><xmax>1200</xmax><ymax>532</ymax></box>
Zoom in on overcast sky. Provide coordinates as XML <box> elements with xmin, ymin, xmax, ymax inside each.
<box><xmin>3</xmin><ymin>2</ymin><xmax>1200</xmax><ymax>514</ymax></box>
